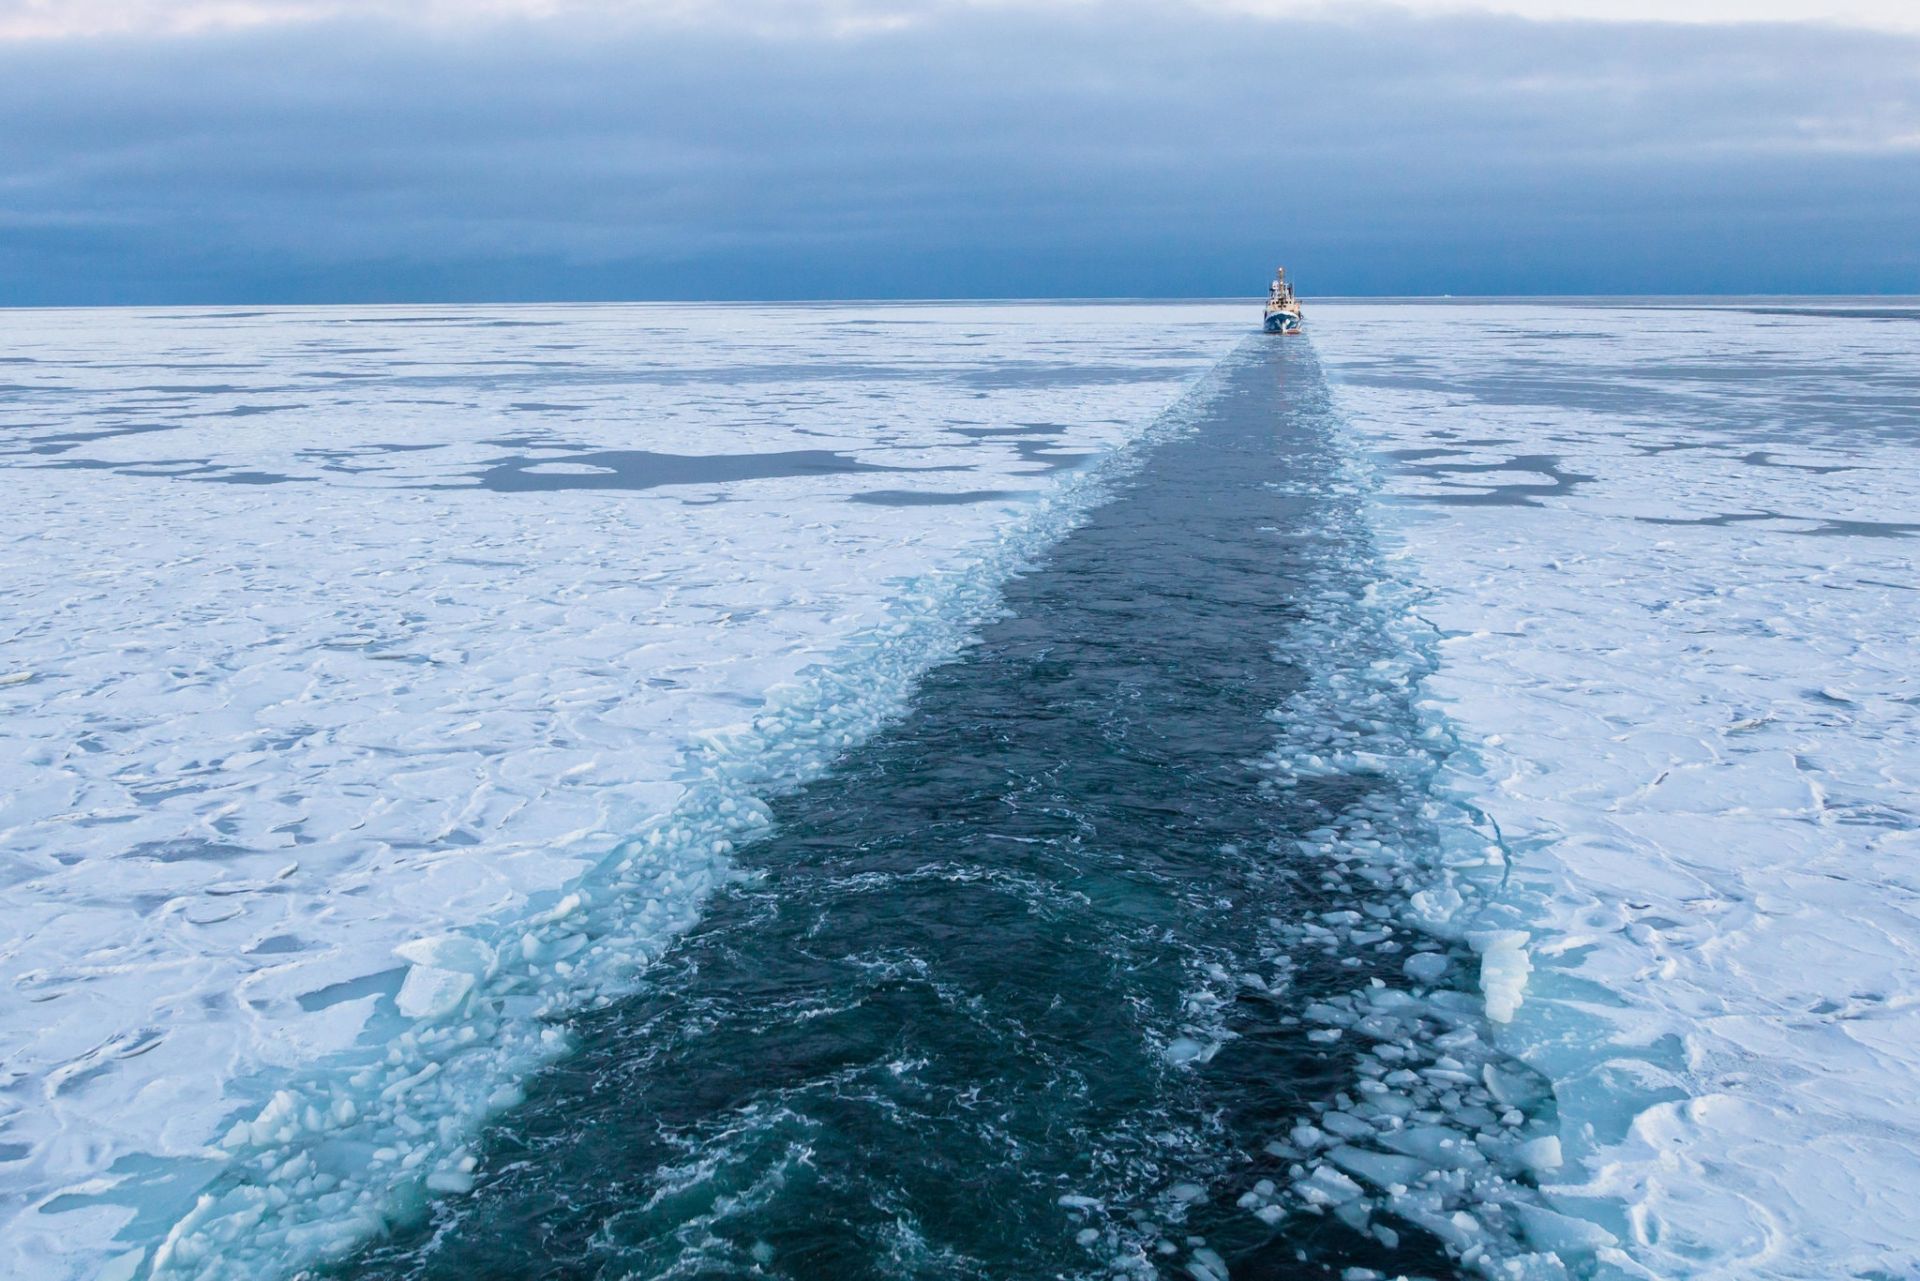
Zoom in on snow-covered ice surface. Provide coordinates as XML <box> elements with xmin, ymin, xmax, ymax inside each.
<box><xmin>1314</xmin><ymin>301</ymin><xmax>1920</xmax><ymax>1280</ymax></box>
<box><xmin>0</xmin><ymin>302</ymin><xmax>1243</xmax><ymax>1280</ymax></box>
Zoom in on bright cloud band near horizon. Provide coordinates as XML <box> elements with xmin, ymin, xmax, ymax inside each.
<box><xmin>5</xmin><ymin>0</ymin><xmax>1920</xmax><ymax>40</ymax></box>
<box><xmin>2</xmin><ymin>0</ymin><xmax>1916</xmax><ymax>302</ymax></box>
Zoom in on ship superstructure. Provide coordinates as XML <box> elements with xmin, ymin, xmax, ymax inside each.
<box><xmin>1263</xmin><ymin>267</ymin><xmax>1303</xmax><ymax>334</ymax></box>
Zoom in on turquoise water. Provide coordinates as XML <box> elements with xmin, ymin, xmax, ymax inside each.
<box><xmin>332</xmin><ymin>341</ymin><xmax>1495</xmax><ymax>1280</ymax></box>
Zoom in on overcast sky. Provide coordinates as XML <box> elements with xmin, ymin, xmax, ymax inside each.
<box><xmin>3</xmin><ymin>0</ymin><xmax>1916</xmax><ymax>302</ymax></box>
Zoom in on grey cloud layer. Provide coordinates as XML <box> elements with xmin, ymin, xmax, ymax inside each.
<box><xmin>3</xmin><ymin>7</ymin><xmax>1916</xmax><ymax>301</ymax></box>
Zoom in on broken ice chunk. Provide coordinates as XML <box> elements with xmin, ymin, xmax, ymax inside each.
<box><xmin>1468</xmin><ymin>930</ymin><xmax>1531</xmax><ymax>1023</ymax></box>
<box><xmin>1298</xmin><ymin>1163</ymin><xmax>1366</xmax><ymax>1206</ymax></box>
<box><xmin>1380</xmin><ymin>1124</ymin><xmax>1485</xmax><ymax>1171</ymax></box>
<box><xmin>1513</xmin><ymin>1203</ymin><xmax>1617</xmax><ymax>1254</ymax></box>
<box><xmin>425</xmin><ymin>1168</ymin><xmax>475</xmax><ymax>1194</ymax></box>
<box><xmin>1514</xmin><ymin>1134</ymin><xmax>1563</xmax><ymax>1173</ymax></box>
<box><xmin>1164</xmin><ymin>1037</ymin><xmax>1210</xmax><ymax>1066</ymax></box>
<box><xmin>1329</xmin><ymin>1145</ymin><xmax>1428</xmax><ymax>1191</ymax></box>
<box><xmin>393</xmin><ymin>935</ymin><xmax>495</xmax><ymax>976</ymax></box>
<box><xmin>395</xmin><ymin>966</ymin><xmax>476</xmax><ymax>1021</ymax></box>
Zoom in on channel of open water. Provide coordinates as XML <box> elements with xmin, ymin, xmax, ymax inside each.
<box><xmin>332</xmin><ymin>339</ymin><xmax>1478</xmax><ymax>1280</ymax></box>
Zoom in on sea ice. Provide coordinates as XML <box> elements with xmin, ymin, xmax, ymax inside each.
<box><xmin>1228</xmin><ymin>395</ymin><xmax>1572</xmax><ymax>1280</ymax></box>
<box><xmin>1315</xmin><ymin>300</ymin><xmax>1920</xmax><ymax>1279</ymax></box>
<box><xmin>0</xmin><ymin>301</ymin><xmax>1244</xmax><ymax>1280</ymax></box>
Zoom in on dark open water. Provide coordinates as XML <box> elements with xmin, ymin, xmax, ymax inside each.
<box><xmin>332</xmin><ymin>340</ymin><xmax>1472</xmax><ymax>1280</ymax></box>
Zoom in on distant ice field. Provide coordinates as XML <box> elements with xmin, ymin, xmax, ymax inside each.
<box><xmin>0</xmin><ymin>302</ymin><xmax>1245</xmax><ymax>1279</ymax></box>
<box><xmin>1314</xmin><ymin>301</ymin><xmax>1920</xmax><ymax>1279</ymax></box>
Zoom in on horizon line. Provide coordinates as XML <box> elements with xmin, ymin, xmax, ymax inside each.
<box><xmin>6</xmin><ymin>292</ymin><xmax>1920</xmax><ymax>312</ymax></box>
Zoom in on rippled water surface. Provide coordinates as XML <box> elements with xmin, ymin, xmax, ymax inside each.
<box><xmin>334</xmin><ymin>341</ymin><xmax>1479</xmax><ymax>1280</ymax></box>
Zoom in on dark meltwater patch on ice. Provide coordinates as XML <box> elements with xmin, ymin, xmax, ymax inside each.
<box><xmin>1738</xmin><ymin>451</ymin><xmax>1858</xmax><ymax>475</ymax></box>
<box><xmin>195</xmin><ymin>404</ymin><xmax>298</xmax><ymax>418</ymax></box>
<box><xmin>1730</xmin><ymin>306</ymin><xmax>1920</xmax><ymax>321</ymax></box>
<box><xmin>17</xmin><ymin>455</ymin><xmax>216</xmax><ymax>476</ymax></box>
<box><xmin>1388</xmin><ymin>452</ymin><xmax>1594</xmax><ymax>507</ymax></box>
<box><xmin>1639</xmin><ymin>510</ymin><xmax>1920</xmax><ymax>539</ymax></box>
<box><xmin>193</xmin><ymin>470</ymin><xmax>309</xmax><ymax>485</ymax></box>
<box><xmin>848</xmin><ymin>489</ymin><xmax>1028</xmax><ymax>506</ymax></box>
<box><xmin>947</xmin><ymin>426</ymin><xmax>1097</xmax><ymax>473</ymax></box>
<box><xmin>298</xmin><ymin>970</ymin><xmax>408</xmax><ymax>1014</ymax></box>
<box><xmin>469</xmin><ymin>449</ymin><xmax>948</xmax><ymax>493</ymax></box>
<box><xmin>335</xmin><ymin>342</ymin><xmax>1509</xmax><ymax>1281</ymax></box>
<box><xmin>1335</xmin><ymin>339</ymin><xmax>1920</xmax><ymax>445</ymax></box>
<box><xmin>950</xmin><ymin>362</ymin><xmax>1193</xmax><ymax>390</ymax></box>
<box><xmin>131</xmin><ymin>840</ymin><xmax>256</xmax><ymax>863</ymax></box>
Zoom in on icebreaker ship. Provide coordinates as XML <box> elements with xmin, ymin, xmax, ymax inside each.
<box><xmin>1263</xmin><ymin>266</ymin><xmax>1303</xmax><ymax>334</ymax></box>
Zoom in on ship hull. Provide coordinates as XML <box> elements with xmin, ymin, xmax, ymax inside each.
<box><xmin>1263</xmin><ymin>310</ymin><xmax>1302</xmax><ymax>335</ymax></box>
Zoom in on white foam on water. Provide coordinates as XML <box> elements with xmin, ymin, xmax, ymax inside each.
<box><xmin>1314</xmin><ymin>301</ymin><xmax>1920</xmax><ymax>1280</ymax></box>
<box><xmin>0</xmin><ymin>302</ymin><xmax>1245</xmax><ymax>1280</ymax></box>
